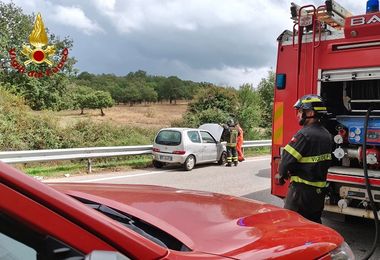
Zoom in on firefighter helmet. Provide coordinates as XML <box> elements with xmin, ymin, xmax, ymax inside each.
<box><xmin>294</xmin><ymin>94</ymin><xmax>327</xmax><ymax>125</ymax></box>
<box><xmin>293</xmin><ymin>94</ymin><xmax>327</xmax><ymax>113</ymax></box>
<box><xmin>227</xmin><ymin>118</ymin><xmax>235</xmax><ymax>127</ymax></box>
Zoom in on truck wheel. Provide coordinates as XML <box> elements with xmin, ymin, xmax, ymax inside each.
<box><xmin>153</xmin><ymin>160</ymin><xmax>163</xmax><ymax>168</ymax></box>
<box><xmin>184</xmin><ymin>155</ymin><xmax>195</xmax><ymax>171</ymax></box>
<box><xmin>218</xmin><ymin>152</ymin><xmax>227</xmax><ymax>165</ymax></box>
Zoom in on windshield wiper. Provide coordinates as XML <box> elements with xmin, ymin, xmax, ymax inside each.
<box><xmin>87</xmin><ymin>202</ymin><xmax>167</xmax><ymax>248</ymax></box>
<box><xmin>74</xmin><ymin>197</ymin><xmax>190</xmax><ymax>251</ymax></box>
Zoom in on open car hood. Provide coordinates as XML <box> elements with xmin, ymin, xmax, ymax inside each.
<box><xmin>199</xmin><ymin>123</ymin><xmax>224</xmax><ymax>141</ymax></box>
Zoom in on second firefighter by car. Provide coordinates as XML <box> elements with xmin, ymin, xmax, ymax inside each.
<box><xmin>221</xmin><ymin>119</ymin><xmax>241</xmax><ymax>167</ymax></box>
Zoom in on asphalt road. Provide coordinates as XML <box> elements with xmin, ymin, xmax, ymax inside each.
<box><xmin>52</xmin><ymin>156</ymin><xmax>380</xmax><ymax>259</ymax></box>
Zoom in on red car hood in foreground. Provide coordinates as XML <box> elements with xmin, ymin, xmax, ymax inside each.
<box><xmin>50</xmin><ymin>183</ymin><xmax>342</xmax><ymax>259</ymax></box>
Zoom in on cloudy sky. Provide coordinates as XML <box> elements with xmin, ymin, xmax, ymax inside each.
<box><xmin>4</xmin><ymin>0</ymin><xmax>363</xmax><ymax>87</ymax></box>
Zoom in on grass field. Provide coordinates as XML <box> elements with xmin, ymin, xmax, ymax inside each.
<box><xmin>51</xmin><ymin>101</ymin><xmax>188</xmax><ymax>129</ymax></box>
<box><xmin>25</xmin><ymin>102</ymin><xmax>189</xmax><ymax>177</ymax></box>
<box><xmin>25</xmin><ymin>102</ymin><xmax>269</xmax><ymax>178</ymax></box>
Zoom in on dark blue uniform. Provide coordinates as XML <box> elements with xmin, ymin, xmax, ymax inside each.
<box><xmin>279</xmin><ymin>122</ymin><xmax>333</xmax><ymax>223</ymax></box>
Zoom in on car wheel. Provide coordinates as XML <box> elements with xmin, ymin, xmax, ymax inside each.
<box><xmin>218</xmin><ymin>152</ymin><xmax>227</xmax><ymax>165</ymax></box>
<box><xmin>184</xmin><ymin>155</ymin><xmax>195</xmax><ymax>171</ymax></box>
<box><xmin>153</xmin><ymin>160</ymin><xmax>164</xmax><ymax>168</ymax></box>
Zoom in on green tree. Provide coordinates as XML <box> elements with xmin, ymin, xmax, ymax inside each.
<box><xmin>162</xmin><ymin>76</ymin><xmax>184</xmax><ymax>104</ymax></box>
<box><xmin>77</xmin><ymin>71</ymin><xmax>94</xmax><ymax>81</ymax></box>
<box><xmin>176</xmin><ymin>85</ymin><xmax>238</xmax><ymax>127</ymax></box>
<box><xmin>89</xmin><ymin>91</ymin><xmax>114</xmax><ymax>116</ymax></box>
<box><xmin>72</xmin><ymin>86</ymin><xmax>93</xmax><ymax>114</ymax></box>
<box><xmin>141</xmin><ymin>85</ymin><xmax>158</xmax><ymax>104</ymax></box>
<box><xmin>237</xmin><ymin>83</ymin><xmax>262</xmax><ymax>140</ymax></box>
<box><xmin>189</xmin><ymin>85</ymin><xmax>238</xmax><ymax>115</ymax></box>
<box><xmin>257</xmin><ymin>70</ymin><xmax>275</xmax><ymax>129</ymax></box>
<box><xmin>110</xmin><ymin>85</ymin><xmax>125</xmax><ymax>104</ymax></box>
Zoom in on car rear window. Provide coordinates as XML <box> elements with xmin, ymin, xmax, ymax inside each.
<box><xmin>155</xmin><ymin>130</ymin><xmax>181</xmax><ymax>146</ymax></box>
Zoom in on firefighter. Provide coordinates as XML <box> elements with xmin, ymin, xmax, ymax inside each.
<box><xmin>221</xmin><ymin>118</ymin><xmax>239</xmax><ymax>166</ymax></box>
<box><xmin>276</xmin><ymin>94</ymin><xmax>333</xmax><ymax>223</ymax></box>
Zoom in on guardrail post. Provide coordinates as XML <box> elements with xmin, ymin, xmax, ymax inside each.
<box><xmin>87</xmin><ymin>159</ymin><xmax>92</xmax><ymax>174</ymax></box>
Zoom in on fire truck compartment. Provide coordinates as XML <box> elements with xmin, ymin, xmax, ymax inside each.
<box><xmin>319</xmin><ymin>67</ymin><xmax>380</xmax><ymax>176</ymax></box>
<box><xmin>320</xmin><ymin>68</ymin><xmax>380</xmax><ymax>115</ymax></box>
<box><xmin>336</xmin><ymin>116</ymin><xmax>380</xmax><ymax>145</ymax></box>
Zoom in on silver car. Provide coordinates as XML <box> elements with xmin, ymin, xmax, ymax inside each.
<box><xmin>152</xmin><ymin>127</ymin><xmax>226</xmax><ymax>171</ymax></box>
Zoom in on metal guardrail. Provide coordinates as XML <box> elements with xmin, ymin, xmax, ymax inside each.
<box><xmin>241</xmin><ymin>140</ymin><xmax>272</xmax><ymax>148</ymax></box>
<box><xmin>0</xmin><ymin>140</ymin><xmax>271</xmax><ymax>172</ymax></box>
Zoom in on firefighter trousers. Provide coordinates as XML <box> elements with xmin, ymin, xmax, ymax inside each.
<box><xmin>284</xmin><ymin>182</ymin><xmax>326</xmax><ymax>223</ymax></box>
<box><xmin>226</xmin><ymin>146</ymin><xmax>238</xmax><ymax>165</ymax></box>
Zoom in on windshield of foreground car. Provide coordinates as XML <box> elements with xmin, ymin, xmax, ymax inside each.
<box><xmin>72</xmin><ymin>196</ymin><xmax>191</xmax><ymax>252</ymax></box>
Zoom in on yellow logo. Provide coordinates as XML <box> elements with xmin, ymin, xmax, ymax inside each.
<box><xmin>9</xmin><ymin>13</ymin><xmax>69</xmax><ymax>78</ymax></box>
<box><xmin>22</xmin><ymin>13</ymin><xmax>55</xmax><ymax>66</ymax></box>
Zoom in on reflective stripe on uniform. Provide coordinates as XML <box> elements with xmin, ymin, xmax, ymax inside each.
<box><xmin>284</xmin><ymin>145</ymin><xmax>331</xmax><ymax>163</ymax></box>
<box><xmin>299</xmin><ymin>153</ymin><xmax>331</xmax><ymax>163</ymax></box>
<box><xmin>302</xmin><ymin>98</ymin><xmax>321</xmax><ymax>103</ymax></box>
<box><xmin>291</xmin><ymin>176</ymin><xmax>326</xmax><ymax>188</ymax></box>
<box><xmin>284</xmin><ymin>145</ymin><xmax>302</xmax><ymax>160</ymax></box>
<box><xmin>313</xmin><ymin>106</ymin><xmax>327</xmax><ymax>111</ymax></box>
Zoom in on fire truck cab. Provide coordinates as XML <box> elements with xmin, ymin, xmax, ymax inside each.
<box><xmin>272</xmin><ymin>0</ymin><xmax>380</xmax><ymax>219</ymax></box>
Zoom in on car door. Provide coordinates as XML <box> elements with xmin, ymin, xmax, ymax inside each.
<box><xmin>0</xmin><ymin>184</ymin><xmax>114</xmax><ymax>259</ymax></box>
<box><xmin>186</xmin><ymin>130</ymin><xmax>203</xmax><ymax>162</ymax></box>
<box><xmin>200</xmin><ymin>131</ymin><xmax>218</xmax><ymax>162</ymax></box>
<box><xmin>1</xmin><ymin>168</ymin><xmax>168</xmax><ymax>260</ymax></box>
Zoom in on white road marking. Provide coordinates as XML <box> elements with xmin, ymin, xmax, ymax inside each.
<box><xmin>76</xmin><ymin>170</ymin><xmax>170</xmax><ymax>183</ymax></box>
<box><xmin>77</xmin><ymin>156</ymin><xmax>270</xmax><ymax>183</ymax></box>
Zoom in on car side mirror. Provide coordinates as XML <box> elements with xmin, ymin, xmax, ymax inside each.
<box><xmin>85</xmin><ymin>251</ymin><xmax>131</xmax><ymax>260</ymax></box>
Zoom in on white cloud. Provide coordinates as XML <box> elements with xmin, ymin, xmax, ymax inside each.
<box><xmin>2</xmin><ymin>0</ymin><xmax>368</xmax><ymax>87</ymax></box>
<box><xmin>94</xmin><ymin>1</ymin><xmax>285</xmax><ymax>33</ymax></box>
<box><xmin>51</xmin><ymin>5</ymin><xmax>104</xmax><ymax>35</ymax></box>
<box><xmin>200</xmin><ymin>66</ymin><xmax>271</xmax><ymax>88</ymax></box>
<box><xmin>93</xmin><ymin>0</ymin><xmax>116</xmax><ymax>12</ymax></box>
<box><xmin>151</xmin><ymin>59</ymin><xmax>271</xmax><ymax>88</ymax></box>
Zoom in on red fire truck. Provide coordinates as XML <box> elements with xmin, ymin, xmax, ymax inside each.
<box><xmin>271</xmin><ymin>0</ymin><xmax>380</xmax><ymax>219</ymax></box>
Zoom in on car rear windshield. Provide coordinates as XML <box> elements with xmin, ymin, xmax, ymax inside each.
<box><xmin>155</xmin><ymin>130</ymin><xmax>181</xmax><ymax>146</ymax></box>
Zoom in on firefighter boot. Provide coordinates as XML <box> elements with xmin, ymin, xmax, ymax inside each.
<box><xmin>234</xmin><ymin>161</ymin><xmax>238</xmax><ymax>166</ymax></box>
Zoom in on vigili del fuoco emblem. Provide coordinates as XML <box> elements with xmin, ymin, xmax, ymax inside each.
<box><xmin>8</xmin><ymin>13</ymin><xmax>68</xmax><ymax>78</ymax></box>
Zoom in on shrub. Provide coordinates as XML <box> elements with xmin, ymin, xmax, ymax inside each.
<box><xmin>0</xmin><ymin>87</ymin><xmax>156</xmax><ymax>151</ymax></box>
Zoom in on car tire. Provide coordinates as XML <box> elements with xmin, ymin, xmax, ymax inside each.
<box><xmin>184</xmin><ymin>155</ymin><xmax>196</xmax><ymax>171</ymax></box>
<box><xmin>218</xmin><ymin>152</ymin><xmax>227</xmax><ymax>165</ymax></box>
<box><xmin>153</xmin><ymin>160</ymin><xmax>164</xmax><ymax>168</ymax></box>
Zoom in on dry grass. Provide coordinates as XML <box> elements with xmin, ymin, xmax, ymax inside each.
<box><xmin>51</xmin><ymin>101</ymin><xmax>188</xmax><ymax>129</ymax></box>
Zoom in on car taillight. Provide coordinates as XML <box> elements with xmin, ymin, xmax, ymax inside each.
<box><xmin>173</xmin><ymin>150</ymin><xmax>186</xmax><ymax>155</ymax></box>
<box><xmin>152</xmin><ymin>148</ymin><xmax>160</xmax><ymax>152</ymax></box>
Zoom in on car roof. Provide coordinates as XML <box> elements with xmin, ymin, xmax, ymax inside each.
<box><xmin>159</xmin><ymin>127</ymin><xmax>203</xmax><ymax>132</ymax></box>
